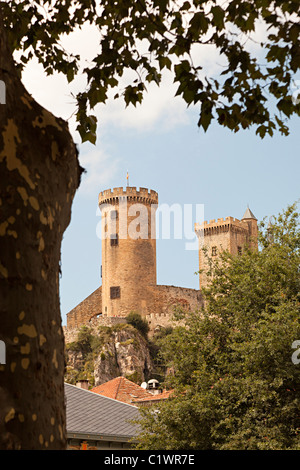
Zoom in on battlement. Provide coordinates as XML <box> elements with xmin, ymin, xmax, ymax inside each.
<box><xmin>195</xmin><ymin>215</ymin><xmax>250</xmax><ymax>235</ymax></box>
<box><xmin>201</xmin><ymin>216</ymin><xmax>243</xmax><ymax>225</ymax></box>
<box><xmin>98</xmin><ymin>186</ymin><xmax>158</xmax><ymax>206</ymax></box>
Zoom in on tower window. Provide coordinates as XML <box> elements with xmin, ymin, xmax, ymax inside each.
<box><xmin>110</xmin><ymin>286</ymin><xmax>120</xmax><ymax>299</ymax></box>
<box><xmin>211</xmin><ymin>246</ymin><xmax>217</xmax><ymax>256</ymax></box>
<box><xmin>111</xmin><ymin>210</ymin><xmax>118</xmax><ymax>220</ymax></box>
<box><xmin>238</xmin><ymin>246</ymin><xmax>242</xmax><ymax>255</ymax></box>
<box><xmin>110</xmin><ymin>234</ymin><xmax>119</xmax><ymax>246</ymax></box>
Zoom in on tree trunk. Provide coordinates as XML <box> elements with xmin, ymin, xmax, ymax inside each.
<box><xmin>0</xmin><ymin>20</ymin><xmax>81</xmax><ymax>449</ymax></box>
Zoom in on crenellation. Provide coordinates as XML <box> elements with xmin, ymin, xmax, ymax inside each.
<box><xmin>99</xmin><ymin>186</ymin><xmax>158</xmax><ymax>206</ymax></box>
<box><xmin>196</xmin><ymin>215</ymin><xmax>251</xmax><ymax>232</ymax></box>
<box><xmin>150</xmin><ymin>189</ymin><xmax>157</xmax><ymax>198</ymax></box>
<box><xmin>139</xmin><ymin>187</ymin><xmax>148</xmax><ymax>195</ymax></box>
<box><xmin>112</xmin><ymin>187</ymin><xmax>124</xmax><ymax>195</ymax></box>
<box><xmin>126</xmin><ymin>186</ymin><xmax>136</xmax><ymax>193</ymax></box>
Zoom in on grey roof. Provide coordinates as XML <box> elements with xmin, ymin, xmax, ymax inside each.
<box><xmin>242</xmin><ymin>207</ymin><xmax>257</xmax><ymax>220</ymax></box>
<box><xmin>65</xmin><ymin>383</ymin><xmax>140</xmax><ymax>440</ymax></box>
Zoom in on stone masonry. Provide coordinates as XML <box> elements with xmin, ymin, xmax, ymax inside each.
<box><xmin>195</xmin><ymin>207</ymin><xmax>258</xmax><ymax>289</ymax></box>
<box><xmin>65</xmin><ymin>186</ymin><xmax>258</xmax><ymax>335</ymax></box>
<box><xmin>99</xmin><ymin>186</ymin><xmax>158</xmax><ymax>318</ymax></box>
<box><xmin>65</xmin><ymin>283</ymin><xmax>202</xmax><ymax>333</ymax></box>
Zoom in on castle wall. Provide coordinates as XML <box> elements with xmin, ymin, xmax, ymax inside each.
<box><xmin>66</xmin><ymin>286</ymin><xmax>102</xmax><ymax>330</ymax></box>
<box><xmin>65</xmin><ymin>284</ymin><xmax>203</xmax><ymax>337</ymax></box>
<box><xmin>63</xmin><ymin>315</ymin><xmax>127</xmax><ymax>343</ymax></box>
<box><xmin>146</xmin><ymin>284</ymin><xmax>203</xmax><ymax>332</ymax></box>
<box><xmin>151</xmin><ymin>284</ymin><xmax>203</xmax><ymax>314</ymax></box>
<box><xmin>146</xmin><ymin>312</ymin><xmax>186</xmax><ymax>332</ymax></box>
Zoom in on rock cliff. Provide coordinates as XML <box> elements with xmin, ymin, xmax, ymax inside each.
<box><xmin>64</xmin><ymin>323</ymin><xmax>154</xmax><ymax>387</ymax></box>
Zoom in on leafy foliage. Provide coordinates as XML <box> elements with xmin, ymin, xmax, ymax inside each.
<box><xmin>126</xmin><ymin>311</ymin><xmax>150</xmax><ymax>338</ymax></box>
<box><xmin>134</xmin><ymin>202</ymin><xmax>300</xmax><ymax>450</ymax></box>
<box><xmin>148</xmin><ymin>326</ymin><xmax>174</xmax><ymax>382</ymax></box>
<box><xmin>65</xmin><ymin>326</ymin><xmax>104</xmax><ymax>385</ymax></box>
<box><xmin>2</xmin><ymin>0</ymin><xmax>300</xmax><ymax>142</ymax></box>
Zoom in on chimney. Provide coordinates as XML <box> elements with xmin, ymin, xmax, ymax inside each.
<box><xmin>76</xmin><ymin>379</ymin><xmax>89</xmax><ymax>390</ymax></box>
<box><xmin>148</xmin><ymin>379</ymin><xmax>160</xmax><ymax>395</ymax></box>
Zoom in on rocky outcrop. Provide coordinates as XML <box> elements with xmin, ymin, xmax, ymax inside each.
<box><xmin>65</xmin><ymin>323</ymin><xmax>153</xmax><ymax>387</ymax></box>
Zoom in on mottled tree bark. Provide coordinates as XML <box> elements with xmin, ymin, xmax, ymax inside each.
<box><xmin>0</xmin><ymin>20</ymin><xmax>81</xmax><ymax>449</ymax></box>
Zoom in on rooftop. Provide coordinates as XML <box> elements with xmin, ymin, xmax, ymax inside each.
<box><xmin>132</xmin><ymin>389</ymin><xmax>173</xmax><ymax>404</ymax></box>
<box><xmin>91</xmin><ymin>376</ymin><xmax>154</xmax><ymax>405</ymax></box>
<box><xmin>65</xmin><ymin>382</ymin><xmax>140</xmax><ymax>441</ymax></box>
<box><xmin>242</xmin><ymin>207</ymin><xmax>257</xmax><ymax>220</ymax></box>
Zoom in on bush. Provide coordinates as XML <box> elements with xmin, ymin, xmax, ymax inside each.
<box><xmin>126</xmin><ymin>312</ymin><xmax>150</xmax><ymax>338</ymax></box>
<box><xmin>76</xmin><ymin>326</ymin><xmax>93</xmax><ymax>353</ymax></box>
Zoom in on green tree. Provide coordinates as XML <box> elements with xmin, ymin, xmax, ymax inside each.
<box><xmin>135</xmin><ymin>203</ymin><xmax>300</xmax><ymax>450</ymax></box>
<box><xmin>126</xmin><ymin>312</ymin><xmax>150</xmax><ymax>338</ymax></box>
<box><xmin>0</xmin><ymin>15</ymin><xmax>81</xmax><ymax>449</ymax></box>
<box><xmin>2</xmin><ymin>0</ymin><xmax>300</xmax><ymax>141</ymax></box>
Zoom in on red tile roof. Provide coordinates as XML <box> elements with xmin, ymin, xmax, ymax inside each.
<box><xmin>131</xmin><ymin>389</ymin><xmax>173</xmax><ymax>404</ymax></box>
<box><xmin>91</xmin><ymin>377</ymin><xmax>154</xmax><ymax>405</ymax></box>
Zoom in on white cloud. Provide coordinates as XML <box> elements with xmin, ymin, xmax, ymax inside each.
<box><xmin>17</xmin><ymin>23</ymin><xmax>220</xmax><ymax>202</ymax></box>
<box><xmin>17</xmin><ymin>11</ymin><xmax>272</xmax><ymax>193</ymax></box>
<box><xmin>98</xmin><ymin>70</ymin><xmax>192</xmax><ymax>133</ymax></box>
<box><xmin>18</xmin><ymin>19</ymin><xmax>221</xmax><ymax>138</ymax></box>
<box><xmin>78</xmin><ymin>145</ymin><xmax>120</xmax><ymax>198</ymax></box>
<box><xmin>18</xmin><ymin>3</ymin><xmax>271</xmax><ymax>130</ymax></box>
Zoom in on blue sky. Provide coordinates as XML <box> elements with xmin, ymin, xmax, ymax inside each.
<box><xmin>20</xmin><ymin>26</ymin><xmax>300</xmax><ymax>327</ymax></box>
<box><xmin>58</xmin><ymin>112</ymin><xmax>299</xmax><ymax>326</ymax></box>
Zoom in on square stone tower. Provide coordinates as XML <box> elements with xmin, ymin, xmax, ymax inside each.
<box><xmin>195</xmin><ymin>207</ymin><xmax>258</xmax><ymax>289</ymax></box>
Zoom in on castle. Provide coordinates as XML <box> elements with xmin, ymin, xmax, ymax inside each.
<box><xmin>65</xmin><ymin>186</ymin><xmax>258</xmax><ymax>336</ymax></box>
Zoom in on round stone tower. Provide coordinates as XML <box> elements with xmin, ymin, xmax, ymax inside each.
<box><xmin>98</xmin><ymin>186</ymin><xmax>158</xmax><ymax>317</ymax></box>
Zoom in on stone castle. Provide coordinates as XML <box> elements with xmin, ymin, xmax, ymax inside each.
<box><xmin>64</xmin><ymin>186</ymin><xmax>258</xmax><ymax>338</ymax></box>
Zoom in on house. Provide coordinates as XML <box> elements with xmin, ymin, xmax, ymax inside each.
<box><xmin>131</xmin><ymin>388</ymin><xmax>173</xmax><ymax>407</ymax></box>
<box><xmin>90</xmin><ymin>376</ymin><xmax>155</xmax><ymax>405</ymax></box>
<box><xmin>65</xmin><ymin>382</ymin><xmax>140</xmax><ymax>450</ymax></box>
<box><xmin>90</xmin><ymin>376</ymin><xmax>173</xmax><ymax>408</ymax></box>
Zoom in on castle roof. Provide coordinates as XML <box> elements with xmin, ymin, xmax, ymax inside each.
<box><xmin>242</xmin><ymin>207</ymin><xmax>257</xmax><ymax>220</ymax></box>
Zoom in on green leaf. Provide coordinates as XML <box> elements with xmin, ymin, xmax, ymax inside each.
<box><xmin>277</xmin><ymin>98</ymin><xmax>293</xmax><ymax>117</ymax></box>
<box><xmin>3</xmin><ymin>0</ymin><xmax>300</xmax><ymax>141</ymax></box>
<box><xmin>189</xmin><ymin>11</ymin><xmax>209</xmax><ymax>36</ymax></box>
<box><xmin>211</xmin><ymin>6</ymin><xmax>225</xmax><ymax>30</ymax></box>
<box><xmin>158</xmin><ymin>55</ymin><xmax>172</xmax><ymax>71</ymax></box>
<box><xmin>289</xmin><ymin>24</ymin><xmax>300</xmax><ymax>44</ymax></box>
<box><xmin>76</xmin><ymin>114</ymin><xmax>97</xmax><ymax>145</ymax></box>
<box><xmin>198</xmin><ymin>110</ymin><xmax>212</xmax><ymax>132</ymax></box>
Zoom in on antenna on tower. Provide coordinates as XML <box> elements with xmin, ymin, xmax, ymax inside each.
<box><xmin>126</xmin><ymin>170</ymin><xmax>129</xmax><ymax>187</ymax></box>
